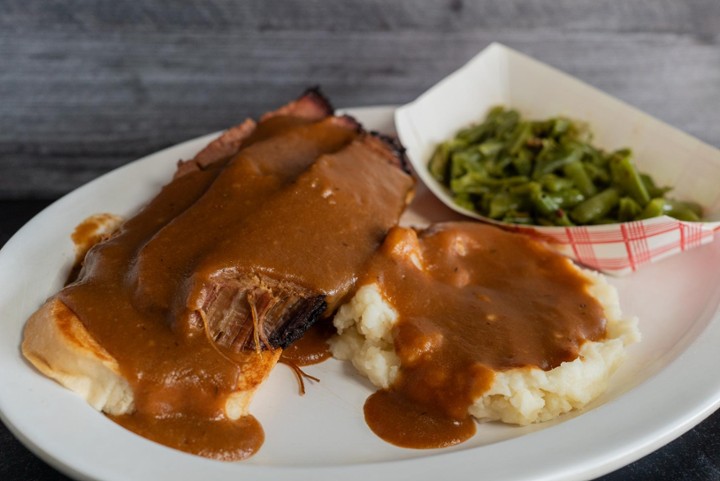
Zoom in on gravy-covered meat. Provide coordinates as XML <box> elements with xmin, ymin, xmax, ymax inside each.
<box><xmin>22</xmin><ymin>90</ymin><xmax>414</xmax><ymax>460</ymax></box>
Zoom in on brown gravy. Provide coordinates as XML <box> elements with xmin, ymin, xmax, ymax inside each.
<box><xmin>57</xmin><ymin>115</ymin><xmax>412</xmax><ymax>459</ymax></box>
<box><xmin>360</xmin><ymin>223</ymin><xmax>606</xmax><ymax>448</ymax></box>
<box><xmin>111</xmin><ymin>411</ymin><xmax>264</xmax><ymax>461</ymax></box>
<box><xmin>66</xmin><ymin>213</ymin><xmax>123</xmax><ymax>285</ymax></box>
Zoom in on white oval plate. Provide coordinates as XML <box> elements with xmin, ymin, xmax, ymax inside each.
<box><xmin>1</xmin><ymin>107</ymin><xmax>719</xmax><ymax>481</ymax></box>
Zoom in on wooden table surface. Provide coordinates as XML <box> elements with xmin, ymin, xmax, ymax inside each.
<box><xmin>1</xmin><ymin>1</ymin><xmax>719</xmax><ymax>479</ymax></box>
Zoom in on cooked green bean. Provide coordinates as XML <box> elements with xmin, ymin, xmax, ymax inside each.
<box><xmin>583</xmin><ymin>162</ymin><xmax>611</xmax><ymax>185</ymax></box>
<box><xmin>539</xmin><ymin>173</ymin><xmax>574</xmax><ymax>193</ymax></box>
<box><xmin>639</xmin><ymin>199</ymin><xmax>702</xmax><ymax>222</ymax></box>
<box><xmin>563</xmin><ymin>161</ymin><xmax>597</xmax><ymax>197</ymax></box>
<box><xmin>666</xmin><ymin>201</ymin><xmax>702</xmax><ymax>222</ymax></box>
<box><xmin>429</xmin><ymin>107</ymin><xmax>703</xmax><ymax>225</ymax></box>
<box><xmin>570</xmin><ymin>188</ymin><xmax>620</xmax><ymax>224</ymax></box>
<box><xmin>609</xmin><ymin>149</ymin><xmax>651</xmax><ymax>206</ymax></box>
<box><xmin>548</xmin><ymin>189</ymin><xmax>585</xmax><ymax>208</ymax></box>
<box><xmin>618</xmin><ymin>197</ymin><xmax>643</xmax><ymax>222</ymax></box>
<box><xmin>533</xmin><ymin>144</ymin><xmax>583</xmax><ymax>179</ymax></box>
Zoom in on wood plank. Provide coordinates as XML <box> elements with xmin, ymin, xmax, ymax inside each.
<box><xmin>2</xmin><ymin>0</ymin><xmax>719</xmax><ymax>36</ymax></box>
<box><xmin>1</xmin><ymin>3</ymin><xmax>719</xmax><ymax>198</ymax></box>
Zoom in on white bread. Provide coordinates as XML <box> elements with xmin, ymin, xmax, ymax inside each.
<box><xmin>22</xmin><ymin>296</ymin><xmax>281</xmax><ymax>420</ymax></box>
<box><xmin>22</xmin><ymin>297</ymin><xmax>134</xmax><ymax>415</ymax></box>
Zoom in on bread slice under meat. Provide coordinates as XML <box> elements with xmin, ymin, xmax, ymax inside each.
<box><xmin>22</xmin><ymin>297</ymin><xmax>282</xmax><ymax>419</ymax></box>
<box><xmin>23</xmin><ymin>298</ymin><xmax>134</xmax><ymax>415</ymax></box>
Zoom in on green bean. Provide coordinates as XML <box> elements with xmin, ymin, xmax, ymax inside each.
<box><xmin>532</xmin><ymin>144</ymin><xmax>583</xmax><ymax>178</ymax></box>
<box><xmin>502</xmin><ymin>212</ymin><xmax>534</xmax><ymax>224</ymax></box>
<box><xmin>563</xmin><ymin>161</ymin><xmax>597</xmax><ymax>197</ymax></box>
<box><xmin>450</xmin><ymin>149</ymin><xmax>483</xmax><ymax>179</ymax></box>
<box><xmin>527</xmin><ymin>183</ymin><xmax>574</xmax><ymax>226</ymax></box>
<box><xmin>583</xmin><ymin>162</ymin><xmax>611</xmax><ymax>185</ymax></box>
<box><xmin>639</xmin><ymin>198</ymin><xmax>702</xmax><ymax>222</ymax></box>
<box><xmin>478</xmin><ymin>139</ymin><xmax>504</xmax><ymax>158</ymax></box>
<box><xmin>638</xmin><ymin>198</ymin><xmax>666</xmax><ymax>219</ymax></box>
<box><xmin>550</xmin><ymin>118</ymin><xmax>571</xmax><ymax>137</ymax></box>
<box><xmin>539</xmin><ymin>174</ymin><xmax>574</xmax><ymax>193</ymax></box>
<box><xmin>428</xmin><ymin>146</ymin><xmax>449</xmax><ymax>183</ymax></box>
<box><xmin>581</xmin><ymin>143</ymin><xmax>605</xmax><ymax>166</ymax></box>
<box><xmin>456</xmin><ymin>124</ymin><xmax>488</xmax><ymax>144</ymax></box>
<box><xmin>488</xmin><ymin>191</ymin><xmax>522</xmax><ymax>219</ymax></box>
<box><xmin>450</xmin><ymin>172</ymin><xmax>491</xmax><ymax>194</ymax></box>
<box><xmin>667</xmin><ymin>200</ymin><xmax>702</xmax><ymax>222</ymax></box>
<box><xmin>512</xmin><ymin>149</ymin><xmax>533</xmax><ymax>177</ymax></box>
<box><xmin>452</xmin><ymin>193</ymin><xmax>476</xmax><ymax>212</ymax></box>
<box><xmin>508</xmin><ymin>122</ymin><xmax>533</xmax><ymax>155</ymax></box>
<box><xmin>494</xmin><ymin>109</ymin><xmax>520</xmax><ymax>135</ymax></box>
<box><xmin>528</xmin><ymin>183</ymin><xmax>559</xmax><ymax>217</ymax></box>
<box><xmin>618</xmin><ymin>196</ymin><xmax>643</xmax><ymax>222</ymax></box>
<box><xmin>570</xmin><ymin>188</ymin><xmax>620</xmax><ymax>224</ymax></box>
<box><xmin>430</xmin><ymin>138</ymin><xmax>468</xmax><ymax>183</ymax></box>
<box><xmin>488</xmin><ymin>156</ymin><xmax>513</xmax><ymax>176</ymax></box>
<box><xmin>548</xmin><ymin>189</ymin><xmax>585</xmax><ymax>208</ymax></box>
<box><xmin>431</xmin><ymin>107</ymin><xmax>703</xmax><ymax>225</ymax></box>
<box><xmin>609</xmin><ymin>149</ymin><xmax>651</xmax><ymax>206</ymax></box>
<box><xmin>677</xmin><ymin>200</ymin><xmax>703</xmax><ymax>217</ymax></box>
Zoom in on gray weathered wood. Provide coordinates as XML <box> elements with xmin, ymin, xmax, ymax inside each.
<box><xmin>1</xmin><ymin>0</ymin><xmax>719</xmax><ymax>198</ymax></box>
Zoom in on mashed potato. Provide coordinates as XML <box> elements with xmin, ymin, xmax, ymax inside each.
<box><xmin>330</xmin><ymin>268</ymin><xmax>639</xmax><ymax>426</ymax></box>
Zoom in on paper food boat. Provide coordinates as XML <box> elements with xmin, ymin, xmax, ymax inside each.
<box><xmin>395</xmin><ymin>43</ymin><xmax>720</xmax><ymax>275</ymax></box>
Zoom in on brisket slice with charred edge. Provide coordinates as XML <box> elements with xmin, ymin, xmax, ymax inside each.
<box><xmin>174</xmin><ymin>87</ymin><xmax>334</xmax><ymax>179</ymax></box>
<box><xmin>202</xmin><ymin>276</ymin><xmax>327</xmax><ymax>351</ymax></box>
<box><xmin>131</xmin><ymin>115</ymin><xmax>361</xmax><ymax>319</ymax></box>
<box><xmin>193</xmin><ymin>132</ymin><xmax>414</xmax><ymax>353</ymax></box>
<box><xmin>67</xmin><ymin>89</ymin><xmax>336</xmax><ymax>307</ymax></box>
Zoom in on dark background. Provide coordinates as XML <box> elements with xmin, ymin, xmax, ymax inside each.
<box><xmin>1</xmin><ymin>1</ymin><xmax>719</xmax><ymax>479</ymax></box>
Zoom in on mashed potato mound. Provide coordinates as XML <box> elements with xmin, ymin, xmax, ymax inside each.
<box><xmin>330</xmin><ymin>269</ymin><xmax>639</xmax><ymax>426</ymax></box>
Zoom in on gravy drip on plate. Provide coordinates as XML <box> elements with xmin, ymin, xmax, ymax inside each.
<box><xmin>362</xmin><ymin>222</ymin><xmax>607</xmax><ymax>448</ymax></box>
